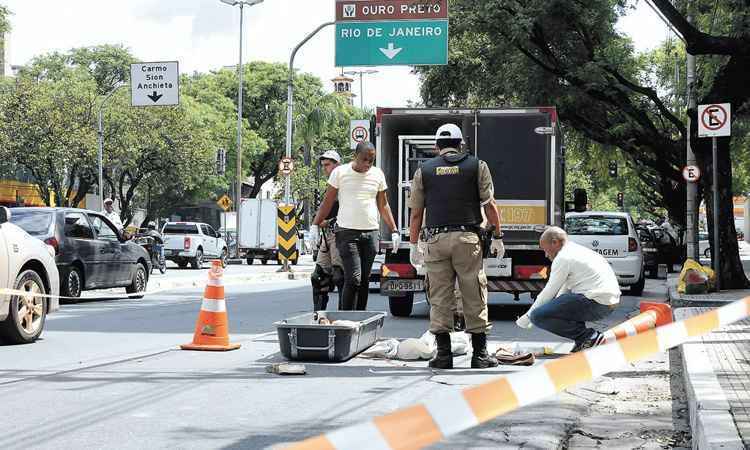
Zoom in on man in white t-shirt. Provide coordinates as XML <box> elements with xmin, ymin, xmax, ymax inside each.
<box><xmin>312</xmin><ymin>142</ymin><xmax>399</xmax><ymax>311</ymax></box>
<box><xmin>516</xmin><ymin>226</ymin><xmax>621</xmax><ymax>352</ymax></box>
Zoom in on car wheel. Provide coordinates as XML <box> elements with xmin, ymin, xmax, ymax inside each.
<box><xmin>221</xmin><ymin>248</ymin><xmax>228</xmax><ymax>268</ymax></box>
<box><xmin>61</xmin><ymin>266</ymin><xmax>83</xmax><ymax>301</ymax></box>
<box><xmin>191</xmin><ymin>249</ymin><xmax>204</xmax><ymax>269</ymax></box>
<box><xmin>629</xmin><ymin>271</ymin><xmax>646</xmax><ymax>296</ymax></box>
<box><xmin>388</xmin><ymin>294</ymin><xmax>414</xmax><ymax>317</ymax></box>
<box><xmin>125</xmin><ymin>264</ymin><xmax>148</xmax><ymax>299</ymax></box>
<box><xmin>261</xmin><ymin>259</ymin><xmax>268</xmax><ymax>265</ymax></box>
<box><xmin>246</xmin><ymin>258</ymin><xmax>254</xmax><ymax>266</ymax></box>
<box><xmin>178</xmin><ymin>261</ymin><xmax>188</xmax><ymax>269</ymax></box>
<box><xmin>0</xmin><ymin>270</ymin><xmax>47</xmax><ymax>344</ymax></box>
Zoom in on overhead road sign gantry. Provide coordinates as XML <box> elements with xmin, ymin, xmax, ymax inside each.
<box><xmin>130</xmin><ymin>61</ymin><xmax>179</xmax><ymax>107</ymax></box>
<box><xmin>335</xmin><ymin>0</ymin><xmax>449</xmax><ymax>67</ymax></box>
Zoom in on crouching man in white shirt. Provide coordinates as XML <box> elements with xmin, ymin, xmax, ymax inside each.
<box><xmin>516</xmin><ymin>226</ymin><xmax>621</xmax><ymax>352</ymax></box>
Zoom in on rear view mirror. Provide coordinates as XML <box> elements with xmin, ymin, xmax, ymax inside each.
<box><xmin>0</xmin><ymin>207</ymin><xmax>10</xmax><ymax>224</ymax></box>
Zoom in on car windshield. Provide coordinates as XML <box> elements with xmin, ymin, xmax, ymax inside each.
<box><xmin>163</xmin><ymin>224</ymin><xmax>199</xmax><ymax>235</ymax></box>
<box><xmin>566</xmin><ymin>216</ymin><xmax>629</xmax><ymax>236</ymax></box>
<box><xmin>10</xmin><ymin>210</ymin><xmax>53</xmax><ymax>236</ymax></box>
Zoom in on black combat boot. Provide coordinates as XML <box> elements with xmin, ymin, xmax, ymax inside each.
<box><xmin>429</xmin><ymin>333</ymin><xmax>453</xmax><ymax>369</ymax></box>
<box><xmin>313</xmin><ymin>294</ymin><xmax>328</xmax><ymax>311</ymax></box>
<box><xmin>471</xmin><ymin>333</ymin><xmax>498</xmax><ymax>369</ymax></box>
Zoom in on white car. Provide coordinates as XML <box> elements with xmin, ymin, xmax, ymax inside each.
<box><xmin>161</xmin><ymin>222</ymin><xmax>228</xmax><ymax>269</ymax></box>
<box><xmin>565</xmin><ymin>211</ymin><xmax>645</xmax><ymax>295</ymax></box>
<box><xmin>0</xmin><ymin>207</ymin><xmax>60</xmax><ymax>344</ymax></box>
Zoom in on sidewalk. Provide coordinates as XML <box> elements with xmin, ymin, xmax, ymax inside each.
<box><xmin>668</xmin><ymin>273</ymin><xmax>750</xmax><ymax>449</ymax></box>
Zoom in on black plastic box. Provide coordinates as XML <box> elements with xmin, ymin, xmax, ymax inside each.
<box><xmin>274</xmin><ymin>311</ymin><xmax>386</xmax><ymax>362</ymax></box>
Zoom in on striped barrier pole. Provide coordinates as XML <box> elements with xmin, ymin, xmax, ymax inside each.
<box><xmin>287</xmin><ymin>298</ymin><xmax>750</xmax><ymax>450</ymax></box>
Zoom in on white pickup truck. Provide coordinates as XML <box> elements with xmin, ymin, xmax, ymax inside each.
<box><xmin>162</xmin><ymin>222</ymin><xmax>228</xmax><ymax>269</ymax></box>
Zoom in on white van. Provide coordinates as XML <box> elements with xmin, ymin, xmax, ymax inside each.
<box><xmin>565</xmin><ymin>211</ymin><xmax>645</xmax><ymax>295</ymax></box>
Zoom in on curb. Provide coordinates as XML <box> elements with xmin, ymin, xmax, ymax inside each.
<box><xmin>675</xmin><ymin>308</ymin><xmax>745</xmax><ymax>450</ymax></box>
<box><xmin>147</xmin><ymin>271</ymin><xmax>312</xmax><ymax>293</ymax></box>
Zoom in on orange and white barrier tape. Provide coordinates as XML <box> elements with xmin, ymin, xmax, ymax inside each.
<box><xmin>287</xmin><ymin>298</ymin><xmax>750</xmax><ymax>450</ymax></box>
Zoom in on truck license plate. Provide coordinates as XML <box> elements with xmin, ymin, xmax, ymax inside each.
<box><xmin>381</xmin><ymin>279</ymin><xmax>424</xmax><ymax>293</ymax></box>
<box><xmin>484</xmin><ymin>258</ymin><xmax>512</xmax><ymax>277</ymax></box>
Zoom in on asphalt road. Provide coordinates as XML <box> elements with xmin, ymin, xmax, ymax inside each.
<box><xmin>0</xmin><ymin>276</ymin><xmax>687</xmax><ymax>449</ymax></box>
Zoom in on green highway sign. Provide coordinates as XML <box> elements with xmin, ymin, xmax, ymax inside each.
<box><xmin>335</xmin><ymin>20</ymin><xmax>448</xmax><ymax>67</ymax></box>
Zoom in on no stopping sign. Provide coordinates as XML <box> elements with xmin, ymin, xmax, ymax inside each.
<box><xmin>698</xmin><ymin>103</ymin><xmax>731</xmax><ymax>138</ymax></box>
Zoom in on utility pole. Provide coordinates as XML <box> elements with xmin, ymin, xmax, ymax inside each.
<box><xmin>686</xmin><ymin>2</ymin><xmax>699</xmax><ymax>260</ymax></box>
<box><xmin>283</xmin><ymin>21</ymin><xmax>335</xmax><ymax>272</ymax></box>
<box><xmin>220</xmin><ymin>0</ymin><xmax>264</xmax><ymax>259</ymax></box>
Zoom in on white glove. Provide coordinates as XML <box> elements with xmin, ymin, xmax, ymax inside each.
<box><xmin>309</xmin><ymin>225</ymin><xmax>320</xmax><ymax>247</ymax></box>
<box><xmin>516</xmin><ymin>314</ymin><xmax>533</xmax><ymax>329</ymax></box>
<box><xmin>491</xmin><ymin>239</ymin><xmax>505</xmax><ymax>259</ymax></box>
<box><xmin>391</xmin><ymin>232</ymin><xmax>401</xmax><ymax>250</ymax></box>
<box><xmin>409</xmin><ymin>243</ymin><xmax>424</xmax><ymax>267</ymax></box>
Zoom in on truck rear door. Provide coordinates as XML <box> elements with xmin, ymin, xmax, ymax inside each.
<box><xmin>475</xmin><ymin>111</ymin><xmax>558</xmax><ymax>243</ymax></box>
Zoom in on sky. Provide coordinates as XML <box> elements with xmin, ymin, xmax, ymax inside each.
<box><xmin>1</xmin><ymin>0</ymin><xmax>672</xmax><ymax>108</ymax></box>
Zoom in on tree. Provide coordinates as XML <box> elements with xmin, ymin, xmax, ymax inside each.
<box><xmin>19</xmin><ymin>44</ymin><xmax>137</xmax><ymax>94</ymax></box>
<box><xmin>193</xmin><ymin>63</ymin><xmax>330</xmax><ymax>199</ymax></box>
<box><xmin>0</xmin><ymin>71</ymin><xmax>98</xmax><ymax>207</ymax></box>
<box><xmin>101</xmin><ymin>93</ymin><xmax>218</xmax><ymax>227</ymax></box>
<box><xmin>418</xmin><ymin>0</ymin><xmax>750</xmax><ymax>288</ymax></box>
<box><xmin>295</xmin><ymin>93</ymin><xmax>346</xmax><ymax>225</ymax></box>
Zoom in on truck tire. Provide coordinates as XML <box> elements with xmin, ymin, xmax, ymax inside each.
<box><xmin>191</xmin><ymin>249</ymin><xmax>204</xmax><ymax>269</ymax></box>
<box><xmin>246</xmin><ymin>258</ymin><xmax>254</xmax><ymax>266</ymax></box>
<box><xmin>389</xmin><ymin>294</ymin><xmax>414</xmax><ymax>317</ymax></box>
<box><xmin>178</xmin><ymin>261</ymin><xmax>188</xmax><ymax>269</ymax></box>
<box><xmin>629</xmin><ymin>270</ymin><xmax>646</xmax><ymax>296</ymax></box>
<box><xmin>0</xmin><ymin>270</ymin><xmax>47</xmax><ymax>345</ymax></box>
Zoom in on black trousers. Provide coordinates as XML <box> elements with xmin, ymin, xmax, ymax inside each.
<box><xmin>335</xmin><ymin>228</ymin><xmax>379</xmax><ymax>311</ymax></box>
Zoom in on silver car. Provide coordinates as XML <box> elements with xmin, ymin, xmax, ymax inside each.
<box><xmin>0</xmin><ymin>207</ymin><xmax>60</xmax><ymax>344</ymax></box>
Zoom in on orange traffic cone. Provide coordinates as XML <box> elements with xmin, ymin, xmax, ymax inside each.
<box><xmin>181</xmin><ymin>260</ymin><xmax>240</xmax><ymax>351</ymax></box>
<box><xmin>601</xmin><ymin>301</ymin><xmax>673</xmax><ymax>344</ymax></box>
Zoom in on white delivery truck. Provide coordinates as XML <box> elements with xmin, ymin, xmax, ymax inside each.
<box><xmin>375</xmin><ymin>107</ymin><xmax>565</xmax><ymax>317</ymax></box>
<box><xmin>239</xmin><ymin>198</ymin><xmax>298</xmax><ymax>265</ymax></box>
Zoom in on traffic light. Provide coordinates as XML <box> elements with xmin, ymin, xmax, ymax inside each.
<box><xmin>608</xmin><ymin>161</ymin><xmax>618</xmax><ymax>178</ymax></box>
<box><xmin>216</xmin><ymin>148</ymin><xmax>226</xmax><ymax>175</ymax></box>
<box><xmin>617</xmin><ymin>192</ymin><xmax>624</xmax><ymax>208</ymax></box>
<box><xmin>313</xmin><ymin>189</ymin><xmax>321</xmax><ymax>209</ymax></box>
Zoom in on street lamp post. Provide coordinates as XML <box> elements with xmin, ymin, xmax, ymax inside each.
<box><xmin>220</xmin><ymin>0</ymin><xmax>264</xmax><ymax>259</ymax></box>
<box><xmin>97</xmin><ymin>84</ymin><xmax>127</xmax><ymax>210</ymax></box>
<box><xmin>344</xmin><ymin>69</ymin><xmax>379</xmax><ymax>110</ymax></box>
<box><xmin>283</xmin><ymin>21</ymin><xmax>335</xmax><ymax>272</ymax></box>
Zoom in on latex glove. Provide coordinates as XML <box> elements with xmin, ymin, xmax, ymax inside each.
<box><xmin>516</xmin><ymin>314</ymin><xmax>533</xmax><ymax>329</ymax></box>
<box><xmin>391</xmin><ymin>232</ymin><xmax>401</xmax><ymax>250</ymax></box>
<box><xmin>409</xmin><ymin>243</ymin><xmax>424</xmax><ymax>267</ymax></box>
<box><xmin>309</xmin><ymin>225</ymin><xmax>320</xmax><ymax>247</ymax></box>
<box><xmin>491</xmin><ymin>239</ymin><xmax>505</xmax><ymax>259</ymax></box>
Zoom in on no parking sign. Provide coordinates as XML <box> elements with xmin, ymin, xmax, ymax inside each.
<box><xmin>698</xmin><ymin>103</ymin><xmax>731</xmax><ymax>138</ymax></box>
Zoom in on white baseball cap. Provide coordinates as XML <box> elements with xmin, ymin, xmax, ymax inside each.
<box><xmin>319</xmin><ymin>150</ymin><xmax>341</xmax><ymax>163</ymax></box>
<box><xmin>435</xmin><ymin>123</ymin><xmax>463</xmax><ymax>141</ymax></box>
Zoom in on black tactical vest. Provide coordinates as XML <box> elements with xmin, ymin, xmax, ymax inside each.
<box><xmin>421</xmin><ymin>151</ymin><xmax>482</xmax><ymax>228</ymax></box>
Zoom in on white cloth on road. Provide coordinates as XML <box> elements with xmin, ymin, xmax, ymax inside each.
<box><xmin>360</xmin><ymin>331</ymin><xmax>470</xmax><ymax>360</ymax></box>
<box><xmin>327</xmin><ymin>162</ymin><xmax>387</xmax><ymax>230</ymax></box>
